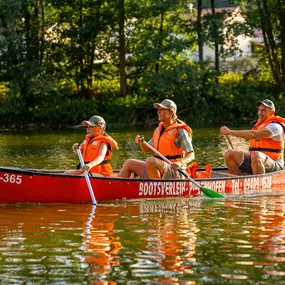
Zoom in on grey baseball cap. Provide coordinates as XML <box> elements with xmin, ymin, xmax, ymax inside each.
<box><xmin>153</xmin><ymin>99</ymin><xmax>177</xmax><ymax>113</ymax></box>
<box><xmin>82</xmin><ymin>115</ymin><xmax>106</xmax><ymax>130</ymax></box>
<box><xmin>256</xmin><ymin>99</ymin><xmax>275</xmax><ymax>112</ymax></box>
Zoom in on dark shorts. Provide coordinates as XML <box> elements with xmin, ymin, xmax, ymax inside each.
<box><xmin>141</xmin><ymin>164</ymin><xmax>149</xmax><ymax>179</ymax></box>
<box><xmin>239</xmin><ymin>153</ymin><xmax>284</xmax><ymax>175</ymax></box>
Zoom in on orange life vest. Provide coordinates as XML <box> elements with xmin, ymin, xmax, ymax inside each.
<box><xmin>186</xmin><ymin>162</ymin><xmax>212</xmax><ymax>178</ymax></box>
<box><xmin>249</xmin><ymin>115</ymin><xmax>285</xmax><ymax>160</ymax></box>
<box><xmin>80</xmin><ymin>135</ymin><xmax>118</xmax><ymax>175</ymax></box>
<box><xmin>152</xmin><ymin>122</ymin><xmax>192</xmax><ymax>162</ymax></box>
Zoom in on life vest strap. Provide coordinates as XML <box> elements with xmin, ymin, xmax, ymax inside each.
<box><xmin>249</xmin><ymin>147</ymin><xmax>283</xmax><ymax>153</ymax></box>
<box><xmin>154</xmin><ymin>154</ymin><xmax>184</xmax><ymax>160</ymax></box>
<box><xmin>76</xmin><ymin>159</ymin><xmax>110</xmax><ymax>169</ymax></box>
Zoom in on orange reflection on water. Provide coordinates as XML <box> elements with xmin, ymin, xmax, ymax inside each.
<box><xmin>0</xmin><ymin>204</ymin><xmax>127</xmax><ymax>280</ymax></box>
<box><xmin>139</xmin><ymin>201</ymin><xmax>199</xmax><ymax>278</ymax></box>
<box><xmin>249</xmin><ymin>198</ymin><xmax>285</xmax><ymax>275</ymax></box>
<box><xmin>83</xmin><ymin>209</ymin><xmax>122</xmax><ymax>274</ymax></box>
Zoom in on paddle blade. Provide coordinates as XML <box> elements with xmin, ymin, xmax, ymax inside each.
<box><xmin>200</xmin><ymin>187</ymin><xmax>224</xmax><ymax>198</ymax></box>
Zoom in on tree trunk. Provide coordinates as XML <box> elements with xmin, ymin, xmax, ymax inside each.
<box><xmin>24</xmin><ymin>2</ymin><xmax>31</xmax><ymax>61</ymax></box>
<box><xmin>33</xmin><ymin>0</ymin><xmax>40</xmax><ymax>63</ymax></box>
<box><xmin>78</xmin><ymin>0</ymin><xmax>85</xmax><ymax>96</ymax></box>
<box><xmin>155</xmin><ymin>10</ymin><xmax>164</xmax><ymax>73</ymax></box>
<box><xmin>277</xmin><ymin>0</ymin><xmax>285</xmax><ymax>86</ymax></box>
<box><xmin>39</xmin><ymin>0</ymin><xmax>45</xmax><ymax>64</ymax></box>
<box><xmin>197</xmin><ymin>0</ymin><xmax>203</xmax><ymax>63</ymax></box>
<box><xmin>257</xmin><ymin>0</ymin><xmax>285</xmax><ymax>91</ymax></box>
<box><xmin>119</xmin><ymin>0</ymin><xmax>127</xmax><ymax>97</ymax></box>
<box><xmin>211</xmin><ymin>0</ymin><xmax>219</xmax><ymax>72</ymax></box>
<box><xmin>87</xmin><ymin>41</ymin><xmax>95</xmax><ymax>90</ymax></box>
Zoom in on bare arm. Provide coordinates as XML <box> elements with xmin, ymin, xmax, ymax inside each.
<box><xmin>172</xmin><ymin>151</ymin><xmax>195</xmax><ymax>170</ymax></box>
<box><xmin>220</xmin><ymin>126</ymin><xmax>272</xmax><ymax>140</ymax></box>
<box><xmin>136</xmin><ymin>135</ymin><xmax>152</xmax><ymax>153</ymax></box>
<box><xmin>180</xmin><ymin>151</ymin><xmax>195</xmax><ymax>166</ymax></box>
<box><xmin>183</xmin><ymin>151</ymin><xmax>195</xmax><ymax>164</ymax></box>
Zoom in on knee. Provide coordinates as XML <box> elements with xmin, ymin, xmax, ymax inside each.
<box><xmin>224</xmin><ymin>149</ymin><xmax>234</xmax><ymax>161</ymax></box>
<box><xmin>122</xmin><ymin>159</ymin><xmax>136</xmax><ymax>169</ymax></box>
<box><xmin>146</xmin><ymin>157</ymin><xmax>157</xmax><ymax>168</ymax></box>
<box><xmin>251</xmin><ymin>151</ymin><xmax>262</xmax><ymax>163</ymax></box>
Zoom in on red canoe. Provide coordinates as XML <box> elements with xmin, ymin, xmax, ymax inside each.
<box><xmin>0</xmin><ymin>166</ymin><xmax>285</xmax><ymax>203</ymax></box>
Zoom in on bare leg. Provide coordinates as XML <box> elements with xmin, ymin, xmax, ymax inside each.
<box><xmin>89</xmin><ymin>173</ymin><xmax>105</xmax><ymax>177</ymax></box>
<box><xmin>117</xmin><ymin>159</ymin><xmax>146</xmax><ymax>178</ymax></box>
<box><xmin>145</xmin><ymin>157</ymin><xmax>167</xmax><ymax>179</ymax></box>
<box><xmin>224</xmin><ymin>150</ymin><xmax>243</xmax><ymax>175</ymax></box>
<box><xmin>251</xmin><ymin>151</ymin><xmax>266</xmax><ymax>174</ymax></box>
<box><xmin>64</xmin><ymin>170</ymin><xmax>105</xmax><ymax>177</ymax></box>
<box><xmin>63</xmin><ymin>169</ymin><xmax>83</xmax><ymax>176</ymax></box>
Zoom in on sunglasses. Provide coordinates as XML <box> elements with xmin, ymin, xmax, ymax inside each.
<box><xmin>85</xmin><ymin>125</ymin><xmax>100</xmax><ymax>129</ymax></box>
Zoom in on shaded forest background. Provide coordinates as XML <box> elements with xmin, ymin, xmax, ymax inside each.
<box><xmin>1</xmin><ymin>0</ymin><xmax>285</xmax><ymax>129</ymax></box>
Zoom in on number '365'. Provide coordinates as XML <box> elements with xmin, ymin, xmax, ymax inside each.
<box><xmin>2</xmin><ymin>174</ymin><xmax>22</xmax><ymax>184</ymax></box>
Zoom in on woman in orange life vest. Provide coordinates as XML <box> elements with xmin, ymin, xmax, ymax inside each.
<box><xmin>220</xmin><ymin>99</ymin><xmax>285</xmax><ymax>175</ymax></box>
<box><xmin>64</xmin><ymin>115</ymin><xmax>118</xmax><ymax>177</ymax></box>
<box><xmin>117</xmin><ymin>99</ymin><xmax>195</xmax><ymax>179</ymax></box>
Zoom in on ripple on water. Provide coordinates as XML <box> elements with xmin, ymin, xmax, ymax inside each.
<box><xmin>0</xmin><ymin>197</ymin><xmax>284</xmax><ymax>283</ymax></box>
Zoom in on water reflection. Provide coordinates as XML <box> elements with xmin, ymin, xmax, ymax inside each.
<box><xmin>0</xmin><ymin>197</ymin><xmax>285</xmax><ymax>283</ymax></box>
<box><xmin>81</xmin><ymin>205</ymin><xmax>122</xmax><ymax>277</ymax></box>
<box><xmin>0</xmin><ymin>204</ymin><xmax>124</xmax><ymax>283</ymax></box>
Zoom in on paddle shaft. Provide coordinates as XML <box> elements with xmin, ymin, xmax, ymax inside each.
<box><xmin>225</xmin><ymin>135</ymin><xmax>234</xmax><ymax>149</ymax></box>
<box><xmin>77</xmin><ymin>149</ymin><xmax>97</xmax><ymax>205</ymax></box>
<box><xmin>142</xmin><ymin>140</ymin><xmax>204</xmax><ymax>190</ymax></box>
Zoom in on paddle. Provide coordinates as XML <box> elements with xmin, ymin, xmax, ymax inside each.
<box><xmin>225</xmin><ymin>135</ymin><xmax>234</xmax><ymax>149</ymax></box>
<box><xmin>76</xmin><ymin>149</ymin><xmax>97</xmax><ymax>205</ymax></box>
<box><xmin>141</xmin><ymin>139</ymin><xmax>224</xmax><ymax>198</ymax></box>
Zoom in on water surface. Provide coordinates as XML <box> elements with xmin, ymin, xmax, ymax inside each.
<box><xmin>0</xmin><ymin>129</ymin><xmax>284</xmax><ymax>284</ymax></box>
<box><xmin>0</xmin><ymin>127</ymin><xmax>242</xmax><ymax>169</ymax></box>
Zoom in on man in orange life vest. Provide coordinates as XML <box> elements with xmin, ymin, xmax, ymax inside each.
<box><xmin>220</xmin><ymin>99</ymin><xmax>285</xmax><ymax>175</ymax></box>
<box><xmin>117</xmin><ymin>99</ymin><xmax>195</xmax><ymax>179</ymax></box>
<box><xmin>64</xmin><ymin>115</ymin><xmax>118</xmax><ymax>176</ymax></box>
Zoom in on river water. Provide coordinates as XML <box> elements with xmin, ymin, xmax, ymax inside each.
<box><xmin>0</xmin><ymin>128</ymin><xmax>285</xmax><ymax>284</ymax></box>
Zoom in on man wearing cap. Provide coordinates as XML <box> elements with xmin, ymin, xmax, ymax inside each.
<box><xmin>220</xmin><ymin>99</ymin><xmax>285</xmax><ymax>175</ymax></box>
<box><xmin>118</xmin><ymin>99</ymin><xmax>195</xmax><ymax>179</ymax></box>
<box><xmin>64</xmin><ymin>115</ymin><xmax>118</xmax><ymax>176</ymax></box>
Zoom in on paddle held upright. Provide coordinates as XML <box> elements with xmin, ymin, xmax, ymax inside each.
<box><xmin>77</xmin><ymin>149</ymin><xmax>97</xmax><ymax>205</ymax></box>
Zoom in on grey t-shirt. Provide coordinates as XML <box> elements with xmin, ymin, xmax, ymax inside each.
<box><xmin>266</xmin><ymin>123</ymin><xmax>284</xmax><ymax>166</ymax></box>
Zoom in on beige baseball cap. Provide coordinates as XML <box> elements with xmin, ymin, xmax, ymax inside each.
<box><xmin>82</xmin><ymin>115</ymin><xmax>106</xmax><ymax>130</ymax></box>
<box><xmin>256</xmin><ymin>99</ymin><xmax>275</xmax><ymax>112</ymax></box>
<box><xmin>153</xmin><ymin>99</ymin><xmax>177</xmax><ymax>113</ymax></box>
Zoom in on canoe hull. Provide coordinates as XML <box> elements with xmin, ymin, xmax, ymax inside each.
<box><xmin>0</xmin><ymin>166</ymin><xmax>285</xmax><ymax>203</ymax></box>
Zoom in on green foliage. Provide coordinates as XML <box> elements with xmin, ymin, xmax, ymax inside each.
<box><xmin>0</xmin><ymin>0</ymin><xmax>283</xmax><ymax>130</ymax></box>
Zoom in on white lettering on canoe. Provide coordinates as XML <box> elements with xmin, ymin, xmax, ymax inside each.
<box><xmin>138</xmin><ymin>175</ymin><xmax>273</xmax><ymax>197</ymax></box>
<box><xmin>0</xmin><ymin>173</ymin><xmax>22</xmax><ymax>184</ymax></box>
<box><xmin>139</xmin><ymin>181</ymin><xmax>187</xmax><ymax>197</ymax></box>
<box><xmin>199</xmin><ymin>180</ymin><xmax>226</xmax><ymax>193</ymax></box>
<box><xmin>243</xmin><ymin>176</ymin><xmax>272</xmax><ymax>191</ymax></box>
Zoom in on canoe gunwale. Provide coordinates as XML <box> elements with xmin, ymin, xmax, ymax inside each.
<box><xmin>0</xmin><ymin>166</ymin><xmax>285</xmax><ymax>182</ymax></box>
<box><xmin>1</xmin><ymin>165</ymin><xmax>285</xmax><ymax>203</ymax></box>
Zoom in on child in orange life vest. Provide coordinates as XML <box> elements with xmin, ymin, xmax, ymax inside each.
<box><xmin>64</xmin><ymin>115</ymin><xmax>118</xmax><ymax>177</ymax></box>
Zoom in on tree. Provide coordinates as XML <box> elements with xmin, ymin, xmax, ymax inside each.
<box><xmin>197</xmin><ymin>0</ymin><xmax>204</xmax><ymax>62</ymax></box>
<box><xmin>240</xmin><ymin>0</ymin><xmax>285</xmax><ymax>92</ymax></box>
<box><xmin>118</xmin><ymin>0</ymin><xmax>127</xmax><ymax>97</ymax></box>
